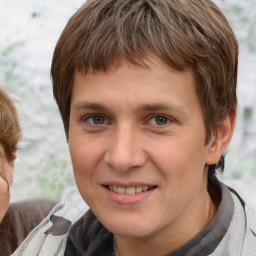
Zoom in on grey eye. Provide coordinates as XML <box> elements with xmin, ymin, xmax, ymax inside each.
<box><xmin>154</xmin><ymin>116</ymin><xmax>168</xmax><ymax>125</ymax></box>
<box><xmin>86</xmin><ymin>115</ymin><xmax>106</xmax><ymax>125</ymax></box>
<box><xmin>92</xmin><ymin>116</ymin><xmax>105</xmax><ymax>124</ymax></box>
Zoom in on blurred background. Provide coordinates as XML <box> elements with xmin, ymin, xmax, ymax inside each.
<box><xmin>0</xmin><ymin>0</ymin><xmax>256</xmax><ymax>210</ymax></box>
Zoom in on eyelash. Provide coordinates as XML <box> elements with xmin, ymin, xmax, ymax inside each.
<box><xmin>82</xmin><ymin>114</ymin><xmax>109</xmax><ymax>126</ymax></box>
<box><xmin>82</xmin><ymin>114</ymin><xmax>173</xmax><ymax>127</ymax></box>
<box><xmin>147</xmin><ymin>115</ymin><xmax>172</xmax><ymax>126</ymax></box>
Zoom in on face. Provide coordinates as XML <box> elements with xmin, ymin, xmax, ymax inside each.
<box><xmin>69</xmin><ymin>56</ymin><xmax>217</xmax><ymax>243</ymax></box>
<box><xmin>0</xmin><ymin>145</ymin><xmax>13</xmax><ymax>223</ymax></box>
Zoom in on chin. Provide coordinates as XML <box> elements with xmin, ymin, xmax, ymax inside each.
<box><xmin>100</xmin><ymin>215</ymin><xmax>155</xmax><ymax>238</ymax></box>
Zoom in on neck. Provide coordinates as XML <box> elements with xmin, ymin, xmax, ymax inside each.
<box><xmin>114</xmin><ymin>186</ymin><xmax>217</xmax><ymax>256</ymax></box>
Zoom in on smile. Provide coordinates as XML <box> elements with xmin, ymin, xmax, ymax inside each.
<box><xmin>106</xmin><ymin>185</ymin><xmax>156</xmax><ymax>195</ymax></box>
<box><xmin>103</xmin><ymin>184</ymin><xmax>157</xmax><ymax>204</ymax></box>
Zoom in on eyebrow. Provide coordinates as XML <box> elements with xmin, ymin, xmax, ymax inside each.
<box><xmin>138</xmin><ymin>103</ymin><xmax>183</xmax><ymax>111</ymax></box>
<box><xmin>72</xmin><ymin>102</ymin><xmax>108</xmax><ymax>112</ymax></box>
<box><xmin>73</xmin><ymin>101</ymin><xmax>187</xmax><ymax>114</ymax></box>
<box><xmin>137</xmin><ymin>103</ymin><xmax>188</xmax><ymax>115</ymax></box>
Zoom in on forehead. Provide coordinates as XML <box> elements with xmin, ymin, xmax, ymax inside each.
<box><xmin>73</xmin><ymin>56</ymin><xmax>196</xmax><ymax>95</ymax></box>
<box><xmin>70</xmin><ymin>56</ymin><xmax>203</xmax><ymax>120</ymax></box>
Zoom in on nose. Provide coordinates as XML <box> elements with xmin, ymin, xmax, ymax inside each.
<box><xmin>104</xmin><ymin>125</ymin><xmax>146</xmax><ymax>172</ymax></box>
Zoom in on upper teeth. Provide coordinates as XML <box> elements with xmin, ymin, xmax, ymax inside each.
<box><xmin>108</xmin><ymin>185</ymin><xmax>153</xmax><ymax>195</ymax></box>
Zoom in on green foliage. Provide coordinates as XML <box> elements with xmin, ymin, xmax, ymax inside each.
<box><xmin>37</xmin><ymin>149</ymin><xmax>75</xmax><ymax>198</ymax></box>
<box><xmin>232</xmin><ymin>157</ymin><xmax>256</xmax><ymax>179</ymax></box>
<box><xmin>229</xmin><ymin>6</ymin><xmax>242</xmax><ymax>16</ymax></box>
<box><xmin>0</xmin><ymin>42</ymin><xmax>21</xmax><ymax>90</ymax></box>
<box><xmin>227</xmin><ymin>3</ymin><xmax>256</xmax><ymax>54</ymax></box>
<box><xmin>231</xmin><ymin>168</ymin><xmax>243</xmax><ymax>179</ymax></box>
<box><xmin>251</xmin><ymin>159</ymin><xmax>256</xmax><ymax>177</ymax></box>
<box><xmin>248</xmin><ymin>21</ymin><xmax>256</xmax><ymax>52</ymax></box>
<box><xmin>1</xmin><ymin>42</ymin><xmax>20</xmax><ymax>57</ymax></box>
<box><xmin>243</xmin><ymin>107</ymin><xmax>253</xmax><ymax>121</ymax></box>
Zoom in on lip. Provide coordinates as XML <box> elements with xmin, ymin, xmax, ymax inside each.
<box><xmin>102</xmin><ymin>183</ymin><xmax>157</xmax><ymax>204</ymax></box>
<box><xmin>102</xmin><ymin>181</ymin><xmax>155</xmax><ymax>188</ymax></box>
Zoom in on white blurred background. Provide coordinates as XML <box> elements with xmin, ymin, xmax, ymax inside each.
<box><xmin>0</xmin><ymin>0</ymin><xmax>255</xmax><ymax>210</ymax></box>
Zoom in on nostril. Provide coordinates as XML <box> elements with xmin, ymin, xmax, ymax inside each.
<box><xmin>104</xmin><ymin>149</ymin><xmax>147</xmax><ymax>173</ymax></box>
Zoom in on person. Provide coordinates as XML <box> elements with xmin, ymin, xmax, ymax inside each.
<box><xmin>0</xmin><ymin>86</ymin><xmax>21</xmax><ymax>224</ymax></box>
<box><xmin>0</xmin><ymin>86</ymin><xmax>58</xmax><ymax>255</ymax></box>
<box><xmin>12</xmin><ymin>0</ymin><xmax>256</xmax><ymax>255</ymax></box>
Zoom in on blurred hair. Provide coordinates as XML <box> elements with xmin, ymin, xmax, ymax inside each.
<box><xmin>0</xmin><ymin>86</ymin><xmax>22</xmax><ymax>182</ymax></box>
<box><xmin>51</xmin><ymin>0</ymin><xmax>238</xmax><ymax>202</ymax></box>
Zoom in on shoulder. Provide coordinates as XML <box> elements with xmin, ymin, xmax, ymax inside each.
<box><xmin>211</xmin><ymin>184</ymin><xmax>256</xmax><ymax>256</ymax></box>
<box><xmin>9</xmin><ymin>197</ymin><xmax>58</xmax><ymax>222</ymax></box>
<box><xmin>64</xmin><ymin>210</ymin><xmax>114</xmax><ymax>256</ymax></box>
<box><xmin>11</xmin><ymin>188</ymin><xmax>88</xmax><ymax>256</ymax></box>
<box><xmin>241</xmin><ymin>199</ymin><xmax>256</xmax><ymax>255</ymax></box>
<box><xmin>0</xmin><ymin>197</ymin><xmax>58</xmax><ymax>256</ymax></box>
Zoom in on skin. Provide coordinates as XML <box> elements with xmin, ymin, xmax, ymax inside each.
<box><xmin>69</xmin><ymin>56</ymin><xmax>236</xmax><ymax>256</ymax></box>
<box><xmin>0</xmin><ymin>145</ymin><xmax>14</xmax><ymax>224</ymax></box>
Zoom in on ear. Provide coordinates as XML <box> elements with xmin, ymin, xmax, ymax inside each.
<box><xmin>206</xmin><ymin>107</ymin><xmax>237</xmax><ymax>165</ymax></box>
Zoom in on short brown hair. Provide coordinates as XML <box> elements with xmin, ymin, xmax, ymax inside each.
<box><xmin>51</xmin><ymin>0</ymin><xmax>238</xmax><ymax>198</ymax></box>
<box><xmin>0</xmin><ymin>87</ymin><xmax>22</xmax><ymax>162</ymax></box>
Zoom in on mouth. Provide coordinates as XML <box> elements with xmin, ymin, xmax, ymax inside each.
<box><xmin>104</xmin><ymin>185</ymin><xmax>157</xmax><ymax>195</ymax></box>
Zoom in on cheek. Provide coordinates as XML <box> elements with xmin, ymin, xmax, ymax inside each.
<box><xmin>150</xmin><ymin>138</ymin><xmax>207</xmax><ymax>185</ymax></box>
<box><xmin>69</xmin><ymin>139</ymin><xmax>106</xmax><ymax>200</ymax></box>
<box><xmin>69</xmin><ymin>140</ymin><xmax>107</xmax><ymax>211</ymax></box>
<box><xmin>5</xmin><ymin>163</ymin><xmax>14</xmax><ymax>185</ymax></box>
<box><xmin>0</xmin><ymin>160</ymin><xmax>14</xmax><ymax>189</ymax></box>
<box><xmin>0</xmin><ymin>175</ymin><xmax>9</xmax><ymax>195</ymax></box>
<box><xmin>70</xmin><ymin>139</ymin><xmax>103</xmax><ymax>172</ymax></box>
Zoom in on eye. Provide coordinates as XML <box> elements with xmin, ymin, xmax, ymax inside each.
<box><xmin>148</xmin><ymin>115</ymin><xmax>170</xmax><ymax>125</ymax></box>
<box><xmin>85</xmin><ymin>115</ymin><xmax>106</xmax><ymax>125</ymax></box>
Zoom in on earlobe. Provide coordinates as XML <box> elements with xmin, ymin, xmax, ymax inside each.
<box><xmin>206</xmin><ymin>108</ymin><xmax>237</xmax><ymax>165</ymax></box>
